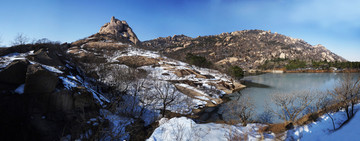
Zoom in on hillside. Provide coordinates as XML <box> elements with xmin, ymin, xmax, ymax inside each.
<box><xmin>0</xmin><ymin>17</ymin><xmax>245</xmax><ymax>140</ymax></box>
<box><xmin>141</xmin><ymin>30</ymin><xmax>346</xmax><ymax>72</ymax></box>
<box><xmin>0</xmin><ymin>16</ymin><xmax>355</xmax><ymax>140</ymax></box>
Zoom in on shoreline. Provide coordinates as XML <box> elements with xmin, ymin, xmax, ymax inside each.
<box><xmin>259</xmin><ymin>69</ymin><xmax>360</xmax><ymax>74</ymax></box>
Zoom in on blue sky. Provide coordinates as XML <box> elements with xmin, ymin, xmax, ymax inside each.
<box><xmin>0</xmin><ymin>0</ymin><xmax>359</xmax><ymax>61</ymax></box>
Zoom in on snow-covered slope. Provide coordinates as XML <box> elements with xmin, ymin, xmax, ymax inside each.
<box><xmin>68</xmin><ymin>43</ymin><xmax>244</xmax><ymax>113</ymax></box>
<box><xmin>287</xmin><ymin>104</ymin><xmax>360</xmax><ymax>140</ymax></box>
<box><xmin>147</xmin><ymin>117</ymin><xmax>275</xmax><ymax>141</ymax></box>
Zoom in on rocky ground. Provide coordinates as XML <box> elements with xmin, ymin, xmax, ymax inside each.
<box><xmin>0</xmin><ymin>17</ymin><xmax>246</xmax><ymax>140</ymax></box>
<box><xmin>0</xmin><ymin>16</ymin><xmax>352</xmax><ymax>140</ymax></box>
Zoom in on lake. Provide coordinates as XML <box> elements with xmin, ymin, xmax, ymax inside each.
<box><xmin>218</xmin><ymin>73</ymin><xmax>360</xmax><ymax>123</ymax></box>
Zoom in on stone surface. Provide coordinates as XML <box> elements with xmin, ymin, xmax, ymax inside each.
<box><xmin>99</xmin><ymin>16</ymin><xmax>140</xmax><ymax>44</ymax></box>
<box><xmin>0</xmin><ymin>59</ymin><xmax>29</xmax><ymax>85</ymax></box>
<box><xmin>24</xmin><ymin>64</ymin><xmax>58</xmax><ymax>94</ymax></box>
<box><xmin>26</xmin><ymin>48</ymin><xmax>63</xmax><ymax>66</ymax></box>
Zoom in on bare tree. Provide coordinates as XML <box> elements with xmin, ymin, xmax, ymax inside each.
<box><xmin>228</xmin><ymin>94</ymin><xmax>255</xmax><ymax>126</ymax></box>
<box><xmin>269</xmin><ymin>91</ymin><xmax>315</xmax><ymax>122</ymax></box>
<box><xmin>12</xmin><ymin>33</ymin><xmax>29</xmax><ymax>46</ymax></box>
<box><xmin>0</xmin><ymin>35</ymin><xmax>2</xmax><ymax>46</ymax></box>
<box><xmin>128</xmin><ymin>78</ymin><xmax>158</xmax><ymax>119</ymax></box>
<box><xmin>329</xmin><ymin>73</ymin><xmax>360</xmax><ymax>120</ymax></box>
<box><xmin>36</xmin><ymin>38</ymin><xmax>52</xmax><ymax>44</ymax></box>
<box><xmin>154</xmin><ymin>81</ymin><xmax>180</xmax><ymax>117</ymax></box>
<box><xmin>257</xmin><ymin>109</ymin><xmax>273</xmax><ymax>124</ymax></box>
<box><xmin>316</xmin><ymin>92</ymin><xmax>337</xmax><ymax>130</ymax></box>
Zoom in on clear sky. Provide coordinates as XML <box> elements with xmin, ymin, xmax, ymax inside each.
<box><xmin>0</xmin><ymin>0</ymin><xmax>359</xmax><ymax>61</ymax></box>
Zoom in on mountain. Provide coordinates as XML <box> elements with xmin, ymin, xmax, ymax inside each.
<box><xmin>0</xmin><ymin>17</ymin><xmax>244</xmax><ymax>140</ymax></box>
<box><xmin>141</xmin><ymin>30</ymin><xmax>346</xmax><ymax>71</ymax></box>
<box><xmin>0</xmin><ymin>16</ymin><xmax>353</xmax><ymax>140</ymax></box>
<box><xmin>74</xmin><ymin>16</ymin><xmax>140</xmax><ymax>45</ymax></box>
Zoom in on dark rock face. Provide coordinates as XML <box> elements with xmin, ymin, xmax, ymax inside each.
<box><xmin>26</xmin><ymin>48</ymin><xmax>63</xmax><ymax>66</ymax></box>
<box><xmin>0</xmin><ymin>43</ymin><xmax>102</xmax><ymax>140</ymax></box>
<box><xmin>24</xmin><ymin>64</ymin><xmax>58</xmax><ymax>94</ymax></box>
<box><xmin>0</xmin><ymin>59</ymin><xmax>29</xmax><ymax>85</ymax></box>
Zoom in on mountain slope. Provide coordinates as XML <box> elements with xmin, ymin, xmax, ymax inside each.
<box><xmin>0</xmin><ymin>17</ymin><xmax>247</xmax><ymax>140</ymax></box>
<box><xmin>141</xmin><ymin>30</ymin><xmax>346</xmax><ymax>71</ymax></box>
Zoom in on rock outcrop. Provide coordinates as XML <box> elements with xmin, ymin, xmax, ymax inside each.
<box><xmin>98</xmin><ymin>16</ymin><xmax>139</xmax><ymax>45</ymax></box>
<box><xmin>24</xmin><ymin>64</ymin><xmax>59</xmax><ymax>94</ymax></box>
<box><xmin>0</xmin><ymin>44</ymin><xmax>101</xmax><ymax>141</ymax></box>
<box><xmin>71</xmin><ymin>16</ymin><xmax>140</xmax><ymax>47</ymax></box>
<box><xmin>0</xmin><ymin>60</ymin><xmax>29</xmax><ymax>85</ymax></box>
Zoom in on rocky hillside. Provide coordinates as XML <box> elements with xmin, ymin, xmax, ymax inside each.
<box><xmin>73</xmin><ymin>16</ymin><xmax>140</xmax><ymax>46</ymax></box>
<box><xmin>0</xmin><ymin>43</ymin><xmax>103</xmax><ymax>140</ymax></box>
<box><xmin>0</xmin><ymin>17</ymin><xmax>245</xmax><ymax>140</ymax></box>
<box><xmin>141</xmin><ymin>30</ymin><xmax>346</xmax><ymax>71</ymax></box>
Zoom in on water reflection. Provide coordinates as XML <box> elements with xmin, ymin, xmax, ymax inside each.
<box><xmin>219</xmin><ymin>73</ymin><xmax>360</xmax><ymax>123</ymax></box>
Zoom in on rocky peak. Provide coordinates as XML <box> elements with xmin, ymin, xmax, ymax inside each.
<box><xmin>98</xmin><ymin>16</ymin><xmax>140</xmax><ymax>45</ymax></box>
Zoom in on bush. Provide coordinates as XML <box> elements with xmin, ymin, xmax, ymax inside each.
<box><xmin>228</xmin><ymin>66</ymin><xmax>244</xmax><ymax>79</ymax></box>
<box><xmin>285</xmin><ymin>60</ymin><xmax>306</xmax><ymax>70</ymax></box>
<box><xmin>185</xmin><ymin>53</ymin><xmax>212</xmax><ymax>68</ymax></box>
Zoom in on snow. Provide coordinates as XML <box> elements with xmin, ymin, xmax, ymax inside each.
<box><xmin>287</xmin><ymin>104</ymin><xmax>360</xmax><ymax>140</ymax></box>
<box><xmin>147</xmin><ymin>117</ymin><xmax>275</xmax><ymax>141</ymax></box>
<box><xmin>117</xmin><ymin>47</ymin><xmax>160</xmax><ymax>58</ymax></box>
<box><xmin>0</xmin><ymin>51</ymin><xmax>33</xmax><ymax>68</ymax></box>
<box><xmin>101</xmin><ymin>109</ymin><xmax>134</xmax><ymax>141</ymax></box>
<box><xmin>40</xmin><ymin>64</ymin><xmax>63</xmax><ymax>74</ymax></box>
<box><xmin>177</xmin><ymin>83</ymin><xmax>208</xmax><ymax>97</ymax></box>
<box><xmin>59</xmin><ymin>74</ymin><xmax>109</xmax><ymax>106</ymax></box>
<box><xmin>28</xmin><ymin>61</ymin><xmax>64</xmax><ymax>74</ymax></box>
<box><xmin>14</xmin><ymin>84</ymin><xmax>25</xmax><ymax>94</ymax></box>
<box><xmin>59</xmin><ymin>76</ymin><xmax>78</xmax><ymax>89</ymax></box>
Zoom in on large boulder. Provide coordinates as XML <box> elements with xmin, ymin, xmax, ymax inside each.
<box><xmin>0</xmin><ymin>59</ymin><xmax>29</xmax><ymax>85</ymax></box>
<box><xmin>98</xmin><ymin>16</ymin><xmax>140</xmax><ymax>44</ymax></box>
<box><xmin>26</xmin><ymin>48</ymin><xmax>63</xmax><ymax>66</ymax></box>
<box><xmin>24</xmin><ymin>64</ymin><xmax>58</xmax><ymax>94</ymax></box>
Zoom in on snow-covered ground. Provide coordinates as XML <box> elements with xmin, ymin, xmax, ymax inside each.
<box><xmin>148</xmin><ymin>104</ymin><xmax>360</xmax><ymax>141</ymax></box>
<box><xmin>147</xmin><ymin>117</ymin><xmax>275</xmax><ymax>141</ymax></box>
<box><xmin>0</xmin><ymin>51</ymin><xmax>34</xmax><ymax>68</ymax></box>
<box><xmin>70</xmin><ymin>44</ymin><xmax>242</xmax><ymax>115</ymax></box>
<box><xmin>287</xmin><ymin>104</ymin><xmax>360</xmax><ymax>141</ymax></box>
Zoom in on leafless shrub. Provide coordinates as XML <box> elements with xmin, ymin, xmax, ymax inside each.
<box><xmin>268</xmin><ymin>91</ymin><xmax>315</xmax><ymax>122</ymax></box>
<box><xmin>0</xmin><ymin>34</ymin><xmax>2</xmax><ymax>46</ymax></box>
<box><xmin>172</xmin><ymin>122</ymin><xmax>186</xmax><ymax>141</ymax></box>
<box><xmin>315</xmin><ymin>92</ymin><xmax>337</xmax><ymax>130</ymax></box>
<box><xmin>154</xmin><ymin>81</ymin><xmax>181</xmax><ymax>117</ymax></box>
<box><xmin>258</xmin><ymin>109</ymin><xmax>273</xmax><ymax>124</ymax></box>
<box><xmin>225</xmin><ymin>127</ymin><xmax>248</xmax><ymax>141</ymax></box>
<box><xmin>329</xmin><ymin>73</ymin><xmax>360</xmax><ymax>120</ymax></box>
<box><xmin>228</xmin><ymin>94</ymin><xmax>255</xmax><ymax>126</ymax></box>
<box><xmin>12</xmin><ymin>33</ymin><xmax>29</xmax><ymax>46</ymax></box>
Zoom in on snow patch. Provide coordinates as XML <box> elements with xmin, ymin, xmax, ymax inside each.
<box><xmin>148</xmin><ymin>117</ymin><xmax>275</xmax><ymax>141</ymax></box>
<box><xmin>40</xmin><ymin>64</ymin><xmax>63</xmax><ymax>74</ymax></box>
<box><xmin>15</xmin><ymin>84</ymin><xmax>25</xmax><ymax>94</ymax></box>
<box><xmin>59</xmin><ymin>76</ymin><xmax>77</xmax><ymax>89</ymax></box>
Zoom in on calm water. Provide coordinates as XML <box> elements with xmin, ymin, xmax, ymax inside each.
<box><xmin>219</xmin><ymin>73</ymin><xmax>360</xmax><ymax>123</ymax></box>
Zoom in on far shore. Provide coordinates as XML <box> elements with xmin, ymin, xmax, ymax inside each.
<box><xmin>255</xmin><ymin>68</ymin><xmax>360</xmax><ymax>74</ymax></box>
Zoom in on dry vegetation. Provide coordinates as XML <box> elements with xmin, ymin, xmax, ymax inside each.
<box><xmin>262</xmin><ymin>73</ymin><xmax>360</xmax><ymax>134</ymax></box>
<box><xmin>116</xmin><ymin>56</ymin><xmax>159</xmax><ymax>68</ymax></box>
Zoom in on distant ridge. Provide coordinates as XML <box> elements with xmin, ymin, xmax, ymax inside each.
<box><xmin>141</xmin><ymin>29</ymin><xmax>346</xmax><ymax>70</ymax></box>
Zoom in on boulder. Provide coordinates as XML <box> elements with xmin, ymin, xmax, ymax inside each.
<box><xmin>26</xmin><ymin>48</ymin><xmax>63</xmax><ymax>66</ymax></box>
<box><xmin>99</xmin><ymin>16</ymin><xmax>140</xmax><ymax>44</ymax></box>
<box><xmin>0</xmin><ymin>60</ymin><xmax>29</xmax><ymax>85</ymax></box>
<box><xmin>24</xmin><ymin>64</ymin><xmax>58</xmax><ymax>94</ymax></box>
